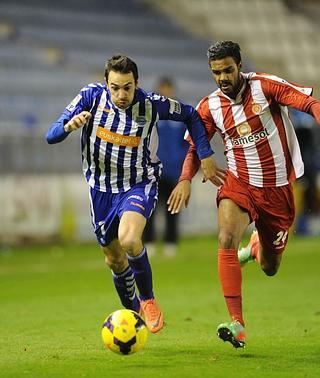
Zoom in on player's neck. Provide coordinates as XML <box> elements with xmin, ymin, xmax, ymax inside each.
<box><xmin>230</xmin><ymin>76</ymin><xmax>244</xmax><ymax>100</ymax></box>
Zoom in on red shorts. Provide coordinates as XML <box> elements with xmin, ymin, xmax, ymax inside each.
<box><xmin>217</xmin><ymin>172</ymin><xmax>295</xmax><ymax>254</ymax></box>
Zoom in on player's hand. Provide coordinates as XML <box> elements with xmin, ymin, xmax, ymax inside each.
<box><xmin>200</xmin><ymin>156</ymin><xmax>225</xmax><ymax>187</ymax></box>
<box><xmin>64</xmin><ymin>111</ymin><xmax>92</xmax><ymax>132</ymax></box>
<box><xmin>167</xmin><ymin>180</ymin><xmax>191</xmax><ymax>214</ymax></box>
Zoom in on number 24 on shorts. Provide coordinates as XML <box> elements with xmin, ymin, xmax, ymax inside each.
<box><xmin>273</xmin><ymin>230</ymin><xmax>288</xmax><ymax>246</ymax></box>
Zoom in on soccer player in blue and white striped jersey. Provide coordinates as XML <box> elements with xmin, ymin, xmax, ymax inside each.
<box><xmin>46</xmin><ymin>55</ymin><xmax>224</xmax><ymax>333</ymax></box>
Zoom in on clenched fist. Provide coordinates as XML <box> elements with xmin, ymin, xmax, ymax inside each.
<box><xmin>64</xmin><ymin>111</ymin><xmax>92</xmax><ymax>132</ymax></box>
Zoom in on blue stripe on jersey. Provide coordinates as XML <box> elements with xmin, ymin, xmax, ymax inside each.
<box><xmin>93</xmin><ymin>99</ymin><xmax>110</xmax><ymax>190</ymax></box>
<box><xmin>101</xmin><ymin>104</ymin><xmax>117</xmax><ymax>190</ymax></box>
<box><xmin>125</xmin><ymin>106</ymin><xmax>137</xmax><ymax>188</ymax></box>
<box><xmin>116</xmin><ymin>107</ymin><xmax>132</xmax><ymax>190</ymax></box>
<box><xmin>143</xmin><ymin>100</ymin><xmax>160</xmax><ymax>182</ymax></box>
<box><xmin>102</xmin><ymin>99</ymin><xmax>115</xmax><ymax>190</ymax></box>
<box><xmin>129</xmin><ymin>102</ymin><xmax>147</xmax><ymax>187</ymax></box>
<box><xmin>110</xmin><ymin>107</ymin><xmax>120</xmax><ymax>132</ymax></box>
<box><xmin>138</xmin><ymin>97</ymin><xmax>146</xmax><ymax>117</ymax></box>
<box><xmin>137</xmin><ymin>99</ymin><xmax>148</xmax><ymax>183</ymax></box>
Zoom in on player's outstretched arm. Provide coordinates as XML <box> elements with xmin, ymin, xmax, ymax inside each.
<box><xmin>200</xmin><ymin>156</ymin><xmax>225</xmax><ymax>187</ymax></box>
<box><xmin>167</xmin><ymin>142</ymin><xmax>225</xmax><ymax>214</ymax></box>
<box><xmin>46</xmin><ymin>111</ymin><xmax>92</xmax><ymax>144</ymax></box>
<box><xmin>167</xmin><ymin>180</ymin><xmax>191</xmax><ymax>214</ymax></box>
<box><xmin>309</xmin><ymin>101</ymin><xmax>320</xmax><ymax>125</ymax></box>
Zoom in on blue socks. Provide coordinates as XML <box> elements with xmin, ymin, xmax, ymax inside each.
<box><xmin>127</xmin><ymin>247</ymin><xmax>154</xmax><ymax>301</ymax></box>
<box><xmin>112</xmin><ymin>266</ymin><xmax>140</xmax><ymax>312</ymax></box>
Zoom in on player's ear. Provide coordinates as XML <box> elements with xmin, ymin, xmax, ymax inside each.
<box><xmin>238</xmin><ymin>62</ymin><xmax>242</xmax><ymax>70</ymax></box>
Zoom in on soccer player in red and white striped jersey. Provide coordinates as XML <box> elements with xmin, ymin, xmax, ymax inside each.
<box><xmin>168</xmin><ymin>41</ymin><xmax>320</xmax><ymax>348</ymax></box>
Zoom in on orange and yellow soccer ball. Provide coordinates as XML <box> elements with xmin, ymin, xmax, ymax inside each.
<box><xmin>101</xmin><ymin>309</ymin><xmax>148</xmax><ymax>355</ymax></box>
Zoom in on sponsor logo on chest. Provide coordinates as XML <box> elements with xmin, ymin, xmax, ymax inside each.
<box><xmin>231</xmin><ymin>124</ymin><xmax>270</xmax><ymax>146</ymax></box>
<box><xmin>97</xmin><ymin>127</ymin><xmax>141</xmax><ymax>147</ymax></box>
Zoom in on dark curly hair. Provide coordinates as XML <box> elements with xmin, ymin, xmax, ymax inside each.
<box><xmin>104</xmin><ymin>55</ymin><xmax>138</xmax><ymax>83</ymax></box>
<box><xmin>207</xmin><ymin>41</ymin><xmax>241</xmax><ymax>65</ymax></box>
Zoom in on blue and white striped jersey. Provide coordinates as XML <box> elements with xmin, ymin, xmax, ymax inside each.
<box><xmin>47</xmin><ymin>83</ymin><xmax>213</xmax><ymax>193</ymax></box>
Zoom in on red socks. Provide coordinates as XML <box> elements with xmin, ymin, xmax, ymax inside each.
<box><xmin>218</xmin><ymin>248</ymin><xmax>244</xmax><ymax>326</ymax></box>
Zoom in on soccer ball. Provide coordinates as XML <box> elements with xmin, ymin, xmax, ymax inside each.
<box><xmin>101</xmin><ymin>309</ymin><xmax>148</xmax><ymax>355</ymax></box>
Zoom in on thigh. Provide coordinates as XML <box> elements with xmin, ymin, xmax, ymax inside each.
<box><xmin>89</xmin><ymin>187</ymin><xmax>119</xmax><ymax>246</ymax></box>
<box><xmin>119</xmin><ymin>181</ymin><xmax>158</xmax><ymax>221</ymax></box>
<box><xmin>118</xmin><ymin>211</ymin><xmax>147</xmax><ymax>243</ymax></box>
<box><xmin>255</xmin><ymin>185</ymin><xmax>295</xmax><ymax>255</ymax></box>
<box><xmin>217</xmin><ymin>172</ymin><xmax>252</xmax><ymax>248</ymax></box>
<box><xmin>218</xmin><ymin>198</ymin><xmax>251</xmax><ymax>248</ymax></box>
<box><xmin>217</xmin><ymin>171</ymin><xmax>258</xmax><ymax>223</ymax></box>
<box><xmin>118</xmin><ymin>182</ymin><xmax>158</xmax><ymax>244</ymax></box>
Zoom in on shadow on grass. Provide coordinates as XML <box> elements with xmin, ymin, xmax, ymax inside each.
<box><xmin>237</xmin><ymin>353</ymin><xmax>258</xmax><ymax>359</ymax></box>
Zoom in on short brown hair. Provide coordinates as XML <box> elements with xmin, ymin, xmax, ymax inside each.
<box><xmin>207</xmin><ymin>41</ymin><xmax>241</xmax><ymax>65</ymax></box>
<box><xmin>104</xmin><ymin>55</ymin><xmax>138</xmax><ymax>83</ymax></box>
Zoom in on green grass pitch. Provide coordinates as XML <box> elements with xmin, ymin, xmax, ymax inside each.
<box><xmin>0</xmin><ymin>236</ymin><xmax>319</xmax><ymax>377</ymax></box>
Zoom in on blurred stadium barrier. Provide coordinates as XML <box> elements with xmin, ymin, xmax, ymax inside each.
<box><xmin>144</xmin><ymin>0</ymin><xmax>320</xmax><ymax>97</ymax></box>
<box><xmin>0</xmin><ymin>174</ymin><xmax>218</xmax><ymax>245</ymax></box>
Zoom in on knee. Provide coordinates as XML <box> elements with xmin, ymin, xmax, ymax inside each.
<box><xmin>101</xmin><ymin>245</ymin><xmax>127</xmax><ymax>272</ymax></box>
<box><xmin>119</xmin><ymin>234</ymin><xmax>141</xmax><ymax>255</ymax></box>
<box><xmin>104</xmin><ymin>253</ymin><xmax>127</xmax><ymax>272</ymax></box>
<box><xmin>218</xmin><ymin>230</ymin><xmax>240</xmax><ymax>249</ymax></box>
<box><xmin>261</xmin><ymin>263</ymin><xmax>279</xmax><ymax>276</ymax></box>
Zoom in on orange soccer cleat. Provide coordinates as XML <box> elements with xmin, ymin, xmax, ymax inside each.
<box><xmin>140</xmin><ymin>298</ymin><xmax>164</xmax><ymax>333</ymax></box>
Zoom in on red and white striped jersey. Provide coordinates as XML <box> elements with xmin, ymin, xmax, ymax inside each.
<box><xmin>194</xmin><ymin>72</ymin><xmax>315</xmax><ymax>187</ymax></box>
